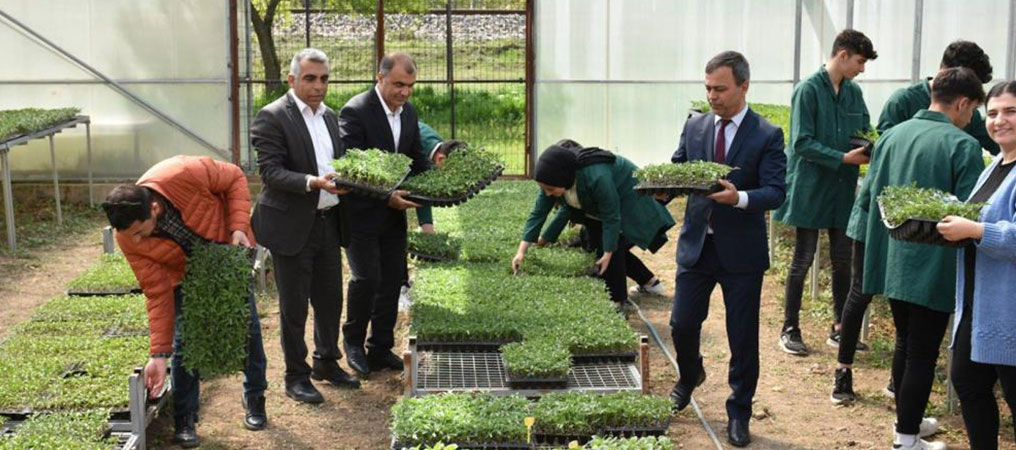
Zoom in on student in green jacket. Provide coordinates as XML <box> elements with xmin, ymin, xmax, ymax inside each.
<box><xmin>412</xmin><ymin>121</ymin><xmax>467</xmax><ymax>234</ymax></box>
<box><xmin>773</xmin><ymin>29</ymin><xmax>877</xmax><ymax>356</ymax></box>
<box><xmin>855</xmin><ymin>68</ymin><xmax>985</xmax><ymax>450</ymax></box>
<box><xmin>878</xmin><ymin>40</ymin><xmax>997</xmax><ymax>155</ymax></box>
<box><xmin>512</xmin><ymin>141</ymin><xmax>675</xmax><ymax>306</ymax></box>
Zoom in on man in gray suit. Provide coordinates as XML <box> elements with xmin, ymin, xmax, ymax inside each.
<box><xmin>251</xmin><ymin>48</ymin><xmax>360</xmax><ymax>405</ymax></box>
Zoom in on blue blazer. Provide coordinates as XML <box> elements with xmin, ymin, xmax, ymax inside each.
<box><xmin>671</xmin><ymin>108</ymin><xmax>787</xmax><ymax>273</ymax></box>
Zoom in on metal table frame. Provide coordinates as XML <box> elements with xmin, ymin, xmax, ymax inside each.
<box><xmin>0</xmin><ymin>115</ymin><xmax>92</xmax><ymax>252</ymax></box>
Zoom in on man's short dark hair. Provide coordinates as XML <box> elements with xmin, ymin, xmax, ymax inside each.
<box><xmin>705</xmin><ymin>51</ymin><xmax>750</xmax><ymax>85</ymax></box>
<box><xmin>831</xmin><ymin>29</ymin><xmax>878</xmax><ymax>60</ymax></box>
<box><xmin>931</xmin><ymin>67</ymin><xmax>986</xmax><ymax>106</ymax></box>
<box><xmin>379</xmin><ymin>53</ymin><xmax>417</xmax><ymax>76</ymax></box>
<box><xmin>940</xmin><ymin>40</ymin><xmax>992</xmax><ymax>84</ymax></box>
<box><xmin>102</xmin><ymin>185</ymin><xmax>152</xmax><ymax>231</ymax></box>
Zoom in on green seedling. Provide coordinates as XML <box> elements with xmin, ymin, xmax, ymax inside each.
<box><xmin>878</xmin><ymin>185</ymin><xmax>984</xmax><ymax>227</ymax></box>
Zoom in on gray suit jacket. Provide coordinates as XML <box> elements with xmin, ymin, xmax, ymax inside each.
<box><xmin>251</xmin><ymin>92</ymin><xmax>348</xmax><ymax>256</ymax></box>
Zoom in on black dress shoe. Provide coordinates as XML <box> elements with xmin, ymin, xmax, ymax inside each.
<box><xmin>344</xmin><ymin>342</ymin><xmax>370</xmax><ymax>376</ymax></box>
<box><xmin>242</xmin><ymin>392</ymin><xmax>267</xmax><ymax>431</ymax></box>
<box><xmin>285</xmin><ymin>380</ymin><xmax>324</xmax><ymax>404</ymax></box>
<box><xmin>727</xmin><ymin>418</ymin><xmax>751</xmax><ymax>447</ymax></box>
<box><xmin>366</xmin><ymin>350</ymin><xmax>404</xmax><ymax>372</ymax></box>
<box><xmin>173</xmin><ymin>414</ymin><xmax>200</xmax><ymax>448</ymax></box>
<box><xmin>670</xmin><ymin>367</ymin><xmax>707</xmax><ymax>412</ymax></box>
<box><xmin>311</xmin><ymin>360</ymin><xmax>361</xmax><ymax>389</ymax></box>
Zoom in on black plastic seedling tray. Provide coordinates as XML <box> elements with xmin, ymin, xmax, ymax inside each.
<box><xmin>407</xmin><ymin>250</ymin><xmax>457</xmax><ymax>263</ymax></box>
<box><xmin>634</xmin><ymin>183</ymin><xmax>723</xmax><ymax>197</ymax></box>
<box><xmin>405</xmin><ymin>166</ymin><xmax>505</xmax><ymax>207</ymax></box>
<box><xmin>849</xmin><ymin>136</ymin><xmax>874</xmax><ymax>156</ymax></box>
<box><xmin>884</xmin><ymin>217</ymin><xmax>971</xmax><ymax>248</ymax></box>
<box><xmin>333</xmin><ymin>169</ymin><xmax>412</xmax><ymax>200</ymax></box>
<box><xmin>504</xmin><ymin>373</ymin><xmax>568</xmax><ymax>390</ymax></box>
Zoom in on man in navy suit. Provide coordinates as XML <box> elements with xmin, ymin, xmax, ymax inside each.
<box><xmin>667</xmin><ymin>51</ymin><xmax>787</xmax><ymax>447</ymax></box>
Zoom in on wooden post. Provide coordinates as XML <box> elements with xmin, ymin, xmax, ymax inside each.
<box><xmin>640</xmin><ymin>335</ymin><xmax>650</xmax><ymax>394</ymax></box>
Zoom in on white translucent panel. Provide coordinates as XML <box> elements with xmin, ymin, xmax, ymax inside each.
<box><xmin>535</xmin><ymin>0</ymin><xmax>608</xmax><ymax>80</ymax></box>
<box><xmin>0</xmin><ymin>0</ymin><xmax>227</xmax><ymax>80</ymax></box>
<box><xmin>799</xmin><ymin>1</ymin><xmax>850</xmax><ymax>73</ymax></box>
<box><xmin>853</xmin><ymin>80</ymin><xmax>915</xmax><ymax>126</ymax></box>
<box><xmin>919</xmin><ymin>0</ymin><xmax>1009</xmax><ymax>83</ymax></box>
<box><xmin>534</xmin><ymin>83</ymin><xmax>608</xmax><ymax>154</ymax></box>
<box><xmin>853</xmin><ymin>0</ymin><xmax>917</xmax><ymax>81</ymax></box>
<box><xmin>1</xmin><ymin>84</ymin><xmax>228</xmax><ymax>180</ymax></box>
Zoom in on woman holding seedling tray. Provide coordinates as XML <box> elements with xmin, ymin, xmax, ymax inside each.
<box><xmin>512</xmin><ymin>140</ymin><xmax>675</xmax><ymax>308</ymax></box>
<box><xmin>935</xmin><ymin>81</ymin><xmax>1016</xmax><ymax>450</ymax></box>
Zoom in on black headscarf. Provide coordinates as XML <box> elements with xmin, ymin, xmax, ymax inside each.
<box><xmin>534</xmin><ymin>142</ymin><xmax>616</xmax><ymax>188</ymax></box>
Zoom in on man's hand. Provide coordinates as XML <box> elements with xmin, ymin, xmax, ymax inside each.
<box><xmin>144</xmin><ymin>357</ymin><xmax>169</xmax><ymax>400</ymax></box>
<box><xmin>231</xmin><ymin>230</ymin><xmax>252</xmax><ymax>248</ymax></box>
<box><xmin>310</xmin><ymin>174</ymin><xmax>350</xmax><ymax>195</ymax></box>
<box><xmin>595</xmin><ymin>251</ymin><xmax>613</xmax><ymax>275</ymax></box>
<box><xmin>420</xmin><ymin>223</ymin><xmax>436</xmax><ymax>234</ymax></box>
<box><xmin>842</xmin><ymin>147</ymin><xmax>871</xmax><ymax>166</ymax></box>
<box><xmin>937</xmin><ymin>215</ymin><xmax>984</xmax><ymax>241</ymax></box>
<box><xmin>388</xmin><ymin>190</ymin><xmax>421</xmax><ymax>210</ymax></box>
<box><xmin>707</xmin><ymin>179</ymin><xmax>739</xmax><ymax>205</ymax></box>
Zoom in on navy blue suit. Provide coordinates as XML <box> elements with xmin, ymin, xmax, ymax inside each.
<box><xmin>669</xmin><ymin>108</ymin><xmax>786</xmax><ymax>421</ymax></box>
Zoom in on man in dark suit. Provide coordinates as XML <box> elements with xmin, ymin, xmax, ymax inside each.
<box><xmin>251</xmin><ymin>48</ymin><xmax>361</xmax><ymax>405</ymax></box>
<box><xmin>667</xmin><ymin>51</ymin><xmax>787</xmax><ymax>447</ymax></box>
<box><xmin>338</xmin><ymin>53</ymin><xmax>431</xmax><ymax>376</ymax></box>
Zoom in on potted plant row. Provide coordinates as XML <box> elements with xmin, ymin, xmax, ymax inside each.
<box><xmin>877</xmin><ymin>185</ymin><xmax>984</xmax><ymax>248</ymax></box>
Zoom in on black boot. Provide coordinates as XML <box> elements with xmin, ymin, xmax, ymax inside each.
<box><xmin>173</xmin><ymin>413</ymin><xmax>200</xmax><ymax>448</ymax></box>
<box><xmin>243</xmin><ymin>392</ymin><xmax>267</xmax><ymax>431</ymax></box>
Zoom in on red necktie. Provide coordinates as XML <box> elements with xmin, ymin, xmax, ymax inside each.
<box><xmin>715</xmin><ymin>119</ymin><xmax>731</xmax><ymax>164</ymax></box>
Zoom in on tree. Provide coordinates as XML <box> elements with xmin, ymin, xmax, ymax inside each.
<box><xmin>251</xmin><ymin>0</ymin><xmax>286</xmax><ymax>94</ymax></box>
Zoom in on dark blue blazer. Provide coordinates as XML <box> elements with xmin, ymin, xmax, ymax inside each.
<box><xmin>671</xmin><ymin>108</ymin><xmax>787</xmax><ymax>273</ymax></box>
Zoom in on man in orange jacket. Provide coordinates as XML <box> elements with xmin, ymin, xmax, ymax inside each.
<box><xmin>102</xmin><ymin>155</ymin><xmax>268</xmax><ymax>448</ymax></box>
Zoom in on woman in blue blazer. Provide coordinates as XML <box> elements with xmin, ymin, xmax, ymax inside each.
<box><xmin>938</xmin><ymin>81</ymin><xmax>1016</xmax><ymax>450</ymax></box>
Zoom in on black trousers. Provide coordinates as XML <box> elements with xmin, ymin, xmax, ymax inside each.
<box><xmin>670</xmin><ymin>237</ymin><xmax>763</xmax><ymax>420</ymax></box>
<box><xmin>952</xmin><ymin>303</ymin><xmax>1016</xmax><ymax>450</ymax></box>
<box><xmin>272</xmin><ymin>208</ymin><xmax>343</xmax><ymax>385</ymax></box>
<box><xmin>343</xmin><ymin>211</ymin><xmax>407</xmax><ymax>353</ymax></box>
<box><xmin>782</xmin><ymin>227</ymin><xmax>851</xmax><ymax>330</ymax></box>
<box><xmin>889</xmin><ymin>299</ymin><xmax>950</xmax><ymax>435</ymax></box>
<box><xmin>837</xmin><ymin>239</ymin><xmax>874</xmax><ymax>365</ymax></box>
<box><xmin>583</xmin><ymin>219</ymin><xmax>654</xmax><ymax>303</ymax></box>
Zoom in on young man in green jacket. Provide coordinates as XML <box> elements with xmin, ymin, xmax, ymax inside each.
<box><xmin>855</xmin><ymin>67</ymin><xmax>985</xmax><ymax>450</ymax></box>
<box><xmin>878</xmin><ymin>40</ymin><xmax>997</xmax><ymax>155</ymax></box>
<box><xmin>773</xmin><ymin>29</ymin><xmax>877</xmax><ymax>356</ymax></box>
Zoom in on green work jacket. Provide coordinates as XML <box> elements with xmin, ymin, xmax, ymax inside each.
<box><xmin>858</xmin><ymin>110</ymin><xmax>984</xmax><ymax>312</ymax></box>
<box><xmin>522</xmin><ymin>156</ymin><xmax>674</xmax><ymax>253</ymax></box>
<box><xmin>877</xmin><ymin>78</ymin><xmax>999</xmax><ymax>155</ymax></box>
<box><xmin>774</xmin><ymin>68</ymin><xmax>871</xmax><ymax>229</ymax></box>
<box><xmin>413</xmin><ymin>120</ymin><xmax>440</xmax><ymax>225</ymax></box>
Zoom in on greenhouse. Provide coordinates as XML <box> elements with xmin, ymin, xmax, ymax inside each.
<box><xmin>1</xmin><ymin>1</ymin><xmax>1015</xmax><ymax>449</ymax></box>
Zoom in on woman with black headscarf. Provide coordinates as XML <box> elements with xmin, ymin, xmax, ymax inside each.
<box><xmin>512</xmin><ymin>140</ymin><xmax>676</xmax><ymax>306</ymax></box>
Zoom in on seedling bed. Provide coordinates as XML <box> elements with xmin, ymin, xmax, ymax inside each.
<box><xmin>67</xmin><ymin>287</ymin><xmax>142</xmax><ymax>297</ymax></box>
<box><xmin>408</xmin><ymin>250</ymin><xmax>455</xmax><ymax>263</ymax></box>
<box><xmin>600</xmin><ymin>420</ymin><xmax>672</xmax><ymax>438</ymax></box>
<box><xmin>393</xmin><ymin>440</ymin><xmax>533</xmax><ymax>450</ymax></box>
<box><xmin>333</xmin><ymin>169</ymin><xmax>411</xmax><ymax>200</ymax></box>
<box><xmin>406</xmin><ymin>165</ymin><xmax>505</xmax><ymax>207</ymax></box>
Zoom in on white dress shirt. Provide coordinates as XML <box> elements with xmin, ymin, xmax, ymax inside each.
<box><xmin>375</xmin><ymin>85</ymin><xmax>403</xmax><ymax>152</ymax></box>
<box><xmin>713</xmin><ymin>105</ymin><xmax>750</xmax><ymax>210</ymax></box>
<box><xmin>291</xmin><ymin>90</ymin><xmax>339</xmax><ymax>210</ymax></box>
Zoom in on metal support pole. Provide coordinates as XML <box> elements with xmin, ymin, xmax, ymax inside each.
<box><xmin>911</xmin><ymin>0</ymin><xmax>924</xmax><ymax>83</ymax></box>
<box><xmin>407</xmin><ymin>336</ymin><xmax>418</xmax><ymax>397</ymax></box>
<box><xmin>102</xmin><ymin>226</ymin><xmax>115</xmax><ymax>254</ymax></box>
<box><xmin>1</xmin><ymin>147</ymin><xmax>15</xmax><ymax>252</ymax></box>
<box><xmin>375</xmin><ymin>0</ymin><xmax>385</xmax><ymax>71</ymax></box>
<box><xmin>129</xmin><ymin>368</ymin><xmax>148</xmax><ymax>450</ymax></box>
<box><xmin>793</xmin><ymin>0</ymin><xmax>802</xmax><ymax>86</ymax></box>
<box><xmin>49</xmin><ymin>135</ymin><xmax>62</xmax><ymax>225</ymax></box>
<box><xmin>1007</xmin><ymin>0</ymin><xmax>1016</xmax><ymax>80</ymax></box>
<box><xmin>846</xmin><ymin>0</ymin><xmax>854</xmax><ymax>29</ymax></box>
<box><xmin>945</xmin><ymin>316</ymin><xmax>957</xmax><ymax>413</ymax></box>
<box><xmin>303</xmin><ymin>0</ymin><xmax>311</xmax><ymax>48</ymax></box>
<box><xmin>445</xmin><ymin>0</ymin><xmax>456</xmax><ymax>139</ymax></box>
<box><xmin>86</xmin><ymin>122</ymin><xmax>93</xmax><ymax>207</ymax></box>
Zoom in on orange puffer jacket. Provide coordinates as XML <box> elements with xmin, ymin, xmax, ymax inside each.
<box><xmin>115</xmin><ymin>156</ymin><xmax>255</xmax><ymax>356</ymax></box>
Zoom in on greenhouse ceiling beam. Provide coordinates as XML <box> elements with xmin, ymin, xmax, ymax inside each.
<box><xmin>911</xmin><ymin>0</ymin><xmax>924</xmax><ymax>83</ymax></box>
<box><xmin>0</xmin><ymin>8</ymin><xmax>229</xmax><ymax>160</ymax></box>
<box><xmin>0</xmin><ymin>79</ymin><xmax>226</xmax><ymax>85</ymax></box>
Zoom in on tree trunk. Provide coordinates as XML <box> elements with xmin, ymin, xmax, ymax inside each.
<box><xmin>251</xmin><ymin>0</ymin><xmax>284</xmax><ymax>94</ymax></box>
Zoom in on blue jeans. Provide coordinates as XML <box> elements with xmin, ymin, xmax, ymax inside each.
<box><xmin>171</xmin><ymin>286</ymin><xmax>268</xmax><ymax>420</ymax></box>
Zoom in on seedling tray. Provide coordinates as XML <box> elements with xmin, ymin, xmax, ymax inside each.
<box><xmin>600</xmin><ymin>419</ymin><xmax>672</xmax><ymax>438</ymax></box>
<box><xmin>878</xmin><ymin>202</ymin><xmax>971</xmax><ymax>248</ymax></box>
<box><xmin>405</xmin><ymin>165</ymin><xmax>505</xmax><ymax>207</ymax></box>
<box><xmin>533</xmin><ymin>433</ymin><xmax>592</xmax><ymax>446</ymax></box>
<box><xmin>849</xmin><ymin>136</ymin><xmax>874</xmax><ymax>156</ymax></box>
<box><xmin>66</xmin><ymin>287</ymin><xmax>142</xmax><ymax>297</ymax></box>
<box><xmin>634</xmin><ymin>183</ymin><xmax>723</xmax><ymax>197</ymax></box>
<box><xmin>333</xmin><ymin>169</ymin><xmax>411</xmax><ymax>200</ymax></box>
<box><xmin>416</xmin><ymin>340</ymin><xmax>510</xmax><ymax>352</ymax></box>
<box><xmin>570</xmin><ymin>351</ymin><xmax>638</xmax><ymax>364</ymax></box>
<box><xmin>393</xmin><ymin>440</ymin><xmax>533</xmax><ymax>450</ymax></box>
<box><xmin>407</xmin><ymin>250</ymin><xmax>457</xmax><ymax>263</ymax></box>
<box><xmin>504</xmin><ymin>373</ymin><xmax>569</xmax><ymax>389</ymax></box>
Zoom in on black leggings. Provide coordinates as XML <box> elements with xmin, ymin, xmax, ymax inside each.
<box><xmin>889</xmin><ymin>299</ymin><xmax>951</xmax><ymax>435</ymax></box>
<box><xmin>584</xmin><ymin>219</ymin><xmax>654</xmax><ymax>303</ymax></box>
<box><xmin>782</xmin><ymin>227</ymin><xmax>851</xmax><ymax>330</ymax></box>
<box><xmin>952</xmin><ymin>304</ymin><xmax>1016</xmax><ymax>450</ymax></box>
<box><xmin>837</xmin><ymin>240</ymin><xmax>874</xmax><ymax>365</ymax></box>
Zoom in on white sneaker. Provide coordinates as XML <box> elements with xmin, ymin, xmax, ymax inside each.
<box><xmin>891</xmin><ymin>438</ymin><xmax>947</xmax><ymax>450</ymax></box>
<box><xmin>629</xmin><ymin>279</ymin><xmax>666</xmax><ymax>297</ymax></box>
<box><xmin>918</xmin><ymin>417</ymin><xmax>939</xmax><ymax>438</ymax></box>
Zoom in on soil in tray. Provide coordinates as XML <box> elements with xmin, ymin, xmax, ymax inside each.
<box><xmin>886</xmin><ymin>218</ymin><xmax>971</xmax><ymax>248</ymax></box>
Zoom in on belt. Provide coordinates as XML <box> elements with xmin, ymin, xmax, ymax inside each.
<box><xmin>315</xmin><ymin>207</ymin><xmax>336</xmax><ymax>218</ymax></box>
